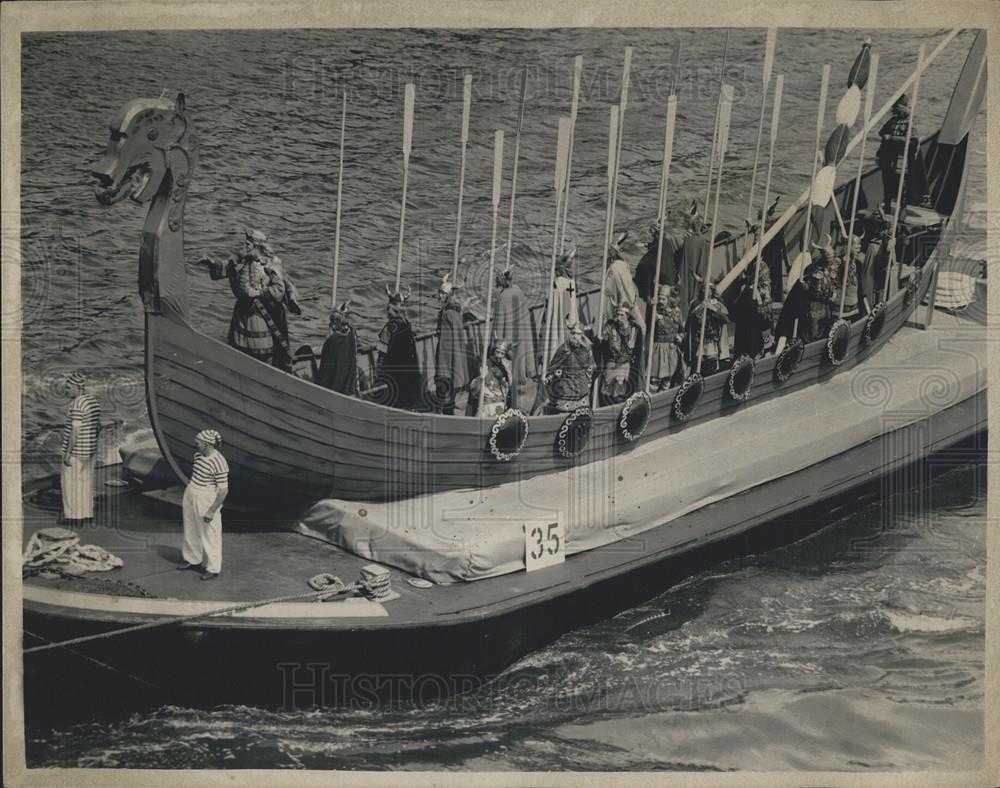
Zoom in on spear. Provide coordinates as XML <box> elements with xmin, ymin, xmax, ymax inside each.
<box><xmin>503</xmin><ymin>66</ymin><xmax>528</xmax><ymax>271</ymax></box>
<box><xmin>751</xmin><ymin>74</ymin><xmax>785</xmax><ymax>302</ymax></box>
<box><xmin>539</xmin><ymin>117</ymin><xmax>573</xmax><ymax>382</ymax></box>
<box><xmin>559</xmin><ymin>56</ymin><xmax>584</xmax><ymax>262</ymax></box>
<box><xmin>704</xmin><ymin>31</ymin><xmax>731</xmax><ymax>216</ymax></box>
<box><xmin>884</xmin><ymin>43</ymin><xmax>926</xmax><ymax>301</ymax></box>
<box><xmin>838</xmin><ymin>53</ymin><xmax>878</xmax><ymax>318</ymax></box>
<box><xmin>644</xmin><ymin>94</ymin><xmax>678</xmax><ymax>392</ymax></box>
<box><xmin>744</xmin><ymin>28</ymin><xmax>777</xmax><ymax>254</ymax></box>
<box><xmin>477</xmin><ymin>129</ymin><xmax>505</xmax><ymax>416</ymax></box>
<box><xmin>331</xmin><ymin>91</ymin><xmax>347</xmax><ymax>308</ymax></box>
<box><xmin>394</xmin><ymin>82</ymin><xmax>415</xmax><ymax>292</ymax></box>
<box><xmin>695</xmin><ymin>84</ymin><xmax>734</xmax><ymax>375</ymax></box>
<box><xmin>452</xmin><ymin>74</ymin><xmax>473</xmax><ymax>280</ymax></box>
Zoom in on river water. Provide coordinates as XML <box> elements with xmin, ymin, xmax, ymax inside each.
<box><xmin>20</xmin><ymin>27</ymin><xmax>986</xmax><ymax>770</ymax></box>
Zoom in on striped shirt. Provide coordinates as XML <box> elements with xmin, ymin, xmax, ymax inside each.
<box><xmin>190</xmin><ymin>451</ymin><xmax>229</xmax><ymax>489</ymax></box>
<box><xmin>61</xmin><ymin>395</ymin><xmax>101</xmax><ymax>458</ymax></box>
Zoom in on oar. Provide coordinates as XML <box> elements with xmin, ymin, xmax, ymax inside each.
<box><xmin>559</xmin><ymin>55</ymin><xmax>584</xmax><ymax>261</ymax></box>
<box><xmin>539</xmin><ymin>117</ymin><xmax>573</xmax><ymax>382</ymax></box>
<box><xmin>607</xmin><ymin>48</ymin><xmax>633</xmax><ymax>254</ymax></box>
<box><xmin>751</xmin><ymin>74</ymin><xmax>785</xmax><ymax>303</ymax></box>
<box><xmin>695</xmin><ymin>84</ymin><xmax>734</xmax><ymax>375</ymax></box>
<box><xmin>504</xmin><ymin>66</ymin><xmax>528</xmax><ymax>271</ymax></box>
<box><xmin>595</xmin><ymin>104</ymin><xmax>621</xmax><ymax>343</ymax></box>
<box><xmin>395</xmin><ymin>82</ymin><xmax>415</xmax><ymax>292</ymax></box>
<box><xmin>644</xmin><ymin>94</ymin><xmax>678</xmax><ymax>392</ymax></box>
<box><xmin>838</xmin><ymin>53</ymin><xmax>878</xmax><ymax>319</ymax></box>
<box><xmin>477</xmin><ymin>129</ymin><xmax>505</xmax><ymax>416</ymax></box>
<box><xmin>451</xmin><ymin>74</ymin><xmax>473</xmax><ymax>281</ymax></box>
<box><xmin>331</xmin><ymin>90</ymin><xmax>347</xmax><ymax>308</ymax></box>
<box><xmin>744</xmin><ymin>28</ymin><xmax>777</xmax><ymax>255</ymax></box>
<box><xmin>884</xmin><ymin>43</ymin><xmax>926</xmax><ymax>301</ymax></box>
<box><xmin>704</xmin><ymin>30</ymin><xmax>731</xmax><ymax>216</ymax></box>
<box><xmin>788</xmin><ymin>64</ymin><xmax>830</xmax><ymax>294</ymax></box>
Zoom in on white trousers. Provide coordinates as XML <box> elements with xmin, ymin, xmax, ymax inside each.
<box><xmin>61</xmin><ymin>455</ymin><xmax>95</xmax><ymax>520</ymax></box>
<box><xmin>182</xmin><ymin>484</ymin><xmax>223</xmax><ymax>573</ymax></box>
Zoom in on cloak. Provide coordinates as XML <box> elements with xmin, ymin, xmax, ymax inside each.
<box><xmin>676</xmin><ymin>232</ymin><xmax>710</xmax><ymax>321</ymax></box>
<box><xmin>376</xmin><ymin>316</ymin><xmax>421</xmax><ymax>409</ymax></box>
<box><xmin>315</xmin><ymin>327</ymin><xmax>358</xmax><ymax>396</ymax></box>
<box><xmin>774</xmin><ymin>279</ymin><xmax>810</xmax><ymax>341</ymax></box>
<box><xmin>493</xmin><ymin>282</ymin><xmax>536</xmax><ymax>408</ymax></box>
<box><xmin>761</xmin><ymin>224</ymin><xmax>789</xmax><ymax>304</ymax></box>
<box><xmin>435</xmin><ymin>303</ymin><xmax>471</xmax><ymax>391</ymax></box>
<box><xmin>602</xmin><ymin>259</ymin><xmax>645</xmax><ymax>333</ymax></box>
<box><xmin>539</xmin><ymin>275</ymin><xmax>579</xmax><ymax>367</ymax></box>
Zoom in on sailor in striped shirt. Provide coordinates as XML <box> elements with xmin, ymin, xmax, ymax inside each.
<box><xmin>60</xmin><ymin>371</ymin><xmax>101</xmax><ymax>523</ymax></box>
<box><xmin>179</xmin><ymin>429</ymin><xmax>229</xmax><ymax>580</ymax></box>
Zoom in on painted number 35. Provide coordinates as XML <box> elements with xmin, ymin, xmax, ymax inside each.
<box><xmin>524</xmin><ymin>522</ymin><xmax>564</xmax><ymax>572</ymax></box>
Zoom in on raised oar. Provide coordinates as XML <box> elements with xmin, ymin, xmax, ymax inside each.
<box><xmin>477</xmin><ymin>129</ymin><xmax>505</xmax><ymax>416</ymax></box>
<box><xmin>788</xmin><ymin>63</ymin><xmax>831</xmax><ymax>291</ymax></box>
<box><xmin>704</xmin><ymin>30</ymin><xmax>731</xmax><ymax>216</ymax></box>
<box><xmin>539</xmin><ymin>117</ymin><xmax>573</xmax><ymax>382</ymax></box>
<box><xmin>751</xmin><ymin>74</ymin><xmax>785</xmax><ymax>302</ymax></box>
<box><xmin>595</xmin><ymin>104</ymin><xmax>621</xmax><ymax>342</ymax></box>
<box><xmin>644</xmin><ymin>94</ymin><xmax>678</xmax><ymax>392</ymax></box>
<box><xmin>394</xmin><ymin>82</ymin><xmax>415</xmax><ymax>292</ymax></box>
<box><xmin>452</xmin><ymin>74</ymin><xmax>473</xmax><ymax>280</ymax></box>
<box><xmin>607</xmin><ymin>47</ymin><xmax>633</xmax><ymax>253</ymax></box>
<box><xmin>716</xmin><ymin>28</ymin><xmax>959</xmax><ymax>296</ymax></box>
<box><xmin>331</xmin><ymin>90</ymin><xmax>347</xmax><ymax>308</ymax></box>
<box><xmin>839</xmin><ymin>53</ymin><xmax>879</xmax><ymax>318</ymax></box>
<box><xmin>884</xmin><ymin>43</ymin><xmax>926</xmax><ymax>301</ymax></box>
<box><xmin>559</xmin><ymin>56</ymin><xmax>583</xmax><ymax>260</ymax></box>
<box><xmin>695</xmin><ymin>84</ymin><xmax>734</xmax><ymax>375</ymax></box>
<box><xmin>744</xmin><ymin>28</ymin><xmax>777</xmax><ymax>254</ymax></box>
<box><xmin>504</xmin><ymin>66</ymin><xmax>528</xmax><ymax>271</ymax></box>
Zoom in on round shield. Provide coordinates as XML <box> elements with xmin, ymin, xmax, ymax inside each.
<box><xmin>556</xmin><ymin>407</ymin><xmax>593</xmax><ymax>459</ymax></box>
<box><xmin>774</xmin><ymin>337</ymin><xmax>805</xmax><ymax>383</ymax></box>
<box><xmin>727</xmin><ymin>355</ymin><xmax>756</xmax><ymax>401</ymax></box>
<box><xmin>811</xmin><ymin>165</ymin><xmax>837</xmax><ymax>207</ymax></box>
<box><xmin>823</xmin><ymin>124</ymin><xmax>850</xmax><ymax>167</ymax></box>
<box><xmin>863</xmin><ymin>301</ymin><xmax>887</xmax><ymax>346</ymax></box>
<box><xmin>672</xmin><ymin>373</ymin><xmax>704</xmax><ymax>421</ymax></box>
<box><xmin>488</xmin><ymin>408</ymin><xmax>529</xmax><ymax>462</ymax></box>
<box><xmin>836</xmin><ymin>86</ymin><xmax>862</xmax><ymax>126</ymax></box>
<box><xmin>618</xmin><ymin>391</ymin><xmax>652</xmax><ymax>442</ymax></box>
<box><xmin>827</xmin><ymin>319</ymin><xmax>851</xmax><ymax>366</ymax></box>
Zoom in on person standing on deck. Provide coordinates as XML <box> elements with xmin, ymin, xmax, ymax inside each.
<box><xmin>757</xmin><ymin>197</ymin><xmax>788</xmax><ymax>305</ymax></box>
<box><xmin>375</xmin><ymin>285</ymin><xmax>421</xmax><ymax>410</ymax></box>
<box><xmin>543</xmin><ymin>321</ymin><xmax>595</xmax><ymax>415</ymax></box>
<box><xmin>60</xmin><ymin>371</ymin><xmax>101</xmax><ymax>525</ymax></box>
<box><xmin>634</xmin><ymin>218</ymin><xmax>679</xmax><ymax>332</ymax></box>
<box><xmin>729</xmin><ymin>252</ymin><xmax>774</xmax><ymax>360</ymax></box>
<box><xmin>602</xmin><ymin>232</ymin><xmax>646</xmax><ymax>335</ymax></box>
<box><xmin>433</xmin><ymin>273</ymin><xmax>471</xmax><ymax>415</ymax></box>
<box><xmin>648</xmin><ymin>285</ymin><xmax>686</xmax><ymax>391</ymax></box>
<box><xmin>876</xmin><ymin>95</ymin><xmax>931</xmax><ymax>214</ymax></box>
<box><xmin>539</xmin><ymin>251</ymin><xmax>580</xmax><ymax>371</ymax></box>
<box><xmin>178</xmin><ymin>429</ymin><xmax>229</xmax><ymax>581</ymax></box>
<box><xmin>599</xmin><ymin>301</ymin><xmax>643</xmax><ymax>406</ymax></box>
<box><xmin>467</xmin><ymin>340</ymin><xmax>514</xmax><ymax>417</ymax></box>
<box><xmin>492</xmin><ymin>264</ymin><xmax>535</xmax><ymax>409</ymax></box>
<box><xmin>258</xmin><ymin>249</ymin><xmax>303</xmax><ymax>371</ymax></box>
<box><xmin>802</xmin><ymin>233</ymin><xmax>844</xmax><ymax>341</ymax></box>
<box><xmin>684</xmin><ymin>286</ymin><xmax>730</xmax><ymax>375</ymax></box>
<box><xmin>315</xmin><ymin>302</ymin><xmax>359</xmax><ymax>396</ymax></box>
<box><xmin>676</xmin><ymin>201</ymin><xmax>711</xmax><ymax>321</ymax></box>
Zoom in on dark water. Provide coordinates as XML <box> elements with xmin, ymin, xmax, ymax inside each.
<box><xmin>20</xmin><ymin>28</ymin><xmax>987</xmax><ymax>770</ymax></box>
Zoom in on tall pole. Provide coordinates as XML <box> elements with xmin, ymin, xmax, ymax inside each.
<box><xmin>751</xmin><ymin>74</ymin><xmax>784</xmax><ymax>299</ymax></box>
<box><xmin>504</xmin><ymin>66</ymin><xmax>528</xmax><ymax>271</ymax></box>
<box><xmin>704</xmin><ymin>31</ymin><xmax>731</xmax><ymax>216</ymax></box>
<box><xmin>331</xmin><ymin>91</ymin><xmax>347</xmax><ymax>308</ymax></box>
<box><xmin>696</xmin><ymin>84</ymin><xmax>734</xmax><ymax>375</ymax></box>
<box><xmin>607</xmin><ymin>47</ymin><xmax>633</xmax><ymax>252</ymax></box>
<box><xmin>452</xmin><ymin>74</ymin><xmax>473</xmax><ymax>280</ymax></box>
<box><xmin>884</xmin><ymin>43</ymin><xmax>925</xmax><ymax>302</ymax></box>
<box><xmin>744</xmin><ymin>28</ymin><xmax>777</xmax><ymax>252</ymax></box>
<box><xmin>395</xmin><ymin>82</ymin><xmax>415</xmax><ymax>292</ymax></box>
<box><xmin>801</xmin><ymin>64</ymin><xmax>831</xmax><ymax>256</ymax></box>
<box><xmin>644</xmin><ymin>94</ymin><xmax>678</xmax><ymax>392</ymax></box>
<box><xmin>559</xmin><ymin>55</ymin><xmax>583</xmax><ymax>261</ymax></box>
<box><xmin>539</xmin><ymin>117</ymin><xmax>573</xmax><ymax>381</ymax></box>
<box><xmin>595</xmin><ymin>104</ymin><xmax>621</xmax><ymax>342</ymax></box>
<box><xmin>477</xmin><ymin>129</ymin><xmax>505</xmax><ymax>416</ymax></box>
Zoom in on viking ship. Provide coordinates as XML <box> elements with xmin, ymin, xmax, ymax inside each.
<box><xmin>90</xmin><ymin>29</ymin><xmax>985</xmax><ymax>508</ymax></box>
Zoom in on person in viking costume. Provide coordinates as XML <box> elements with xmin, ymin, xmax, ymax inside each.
<box><xmin>468</xmin><ymin>340</ymin><xmax>514</xmax><ymax>418</ymax></box>
<box><xmin>836</xmin><ymin>228</ymin><xmax>865</xmax><ymax>318</ymax></box>
<box><xmin>258</xmin><ymin>249</ymin><xmax>303</xmax><ymax>371</ymax></box>
<box><xmin>757</xmin><ymin>196</ymin><xmax>788</xmax><ymax>304</ymax></box>
<box><xmin>316</xmin><ymin>302</ymin><xmax>359</xmax><ymax>396</ymax></box>
<box><xmin>730</xmin><ymin>251</ymin><xmax>774</xmax><ymax>360</ymax></box>
<box><xmin>802</xmin><ymin>233</ymin><xmax>842</xmax><ymax>341</ymax></box>
<box><xmin>676</xmin><ymin>201</ymin><xmax>711</xmax><ymax>321</ymax></box>
<box><xmin>648</xmin><ymin>285</ymin><xmax>686</xmax><ymax>391</ymax></box>
<box><xmin>684</xmin><ymin>286</ymin><xmax>730</xmax><ymax>376</ymax></box>
<box><xmin>177</xmin><ymin>429</ymin><xmax>229</xmax><ymax>581</ymax></box>
<box><xmin>59</xmin><ymin>370</ymin><xmax>101</xmax><ymax>525</ymax></box>
<box><xmin>539</xmin><ymin>250</ymin><xmax>580</xmax><ymax>370</ymax></box>
<box><xmin>543</xmin><ymin>321</ymin><xmax>596</xmax><ymax>416</ymax></box>
<box><xmin>200</xmin><ymin>228</ymin><xmax>291</xmax><ymax>369</ymax></box>
<box><xmin>633</xmin><ymin>217</ymin><xmax>679</xmax><ymax>331</ymax></box>
<box><xmin>876</xmin><ymin>94</ymin><xmax>931</xmax><ymax>214</ymax></box>
<box><xmin>375</xmin><ymin>285</ymin><xmax>421</xmax><ymax>410</ymax></box>
<box><xmin>599</xmin><ymin>300</ymin><xmax>643</xmax><ymax>406</ymax></box>
<box><xmin>602</xmin><ymin>232</ymin><xmax>646</xmax><ymax>334</ymax></box>
<box><xmin>492</xmin><ymin>263</ymin><xmax>535</xmax><ymax>409</ymax></box>
<box><xmin>433</xmin><ymin>273</ymin><xmax>471</xmax><ymax>415</ymax></box>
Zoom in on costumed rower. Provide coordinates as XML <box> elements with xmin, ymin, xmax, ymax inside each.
<box><xmin>802</xmin><ymin>233</ymin><xmax>843</xmax><ymax>341</ymax></box>
<box><xmin>758</xmin><ymin>196</ymin><xmax>788</xmax><ymax>304</ymax></box>
<box><xmin>543</xmin><ymin>321</ymin><xmax>596</xmax><ymax>416</ymax></box>
<box><xmin>599</xmin><ymin>300</ymin><xmax>643</xmax><ymax>406</ymax></box>
<box><xmin>633</xmin><ymin>216</ymin><xmax>679</xmax><ymax>331</ymax></box>
<box><xmin>375</xmin><ymin>284</ymin><xmax>421</xmax><ymax>410</ymax></box>
<box><xmin>675</xmin><ymin>200</ymin><xmax>711</xmax><ymax>321</ymax></box>
<box><xmin>433</xmin><ymin>273</ymin><xmax>471</xmax><ymax>415</ymax></box>
<box><xmin>602</xmin><ymin>232</ymin><xmax>646</xmax><ymax>334</ymax></box>
<box><xmin>876</xmin><ymin>94</ymin><xmax>931</xmax><ymax>214</ymax></box>
<box><xmin>59</xmin><ymin>370</ymin><xmax>101</xmax><ymax>525</ymax></box>
<box><xmin>492</xmin><ymin>263</ymin><xmax>535</xmax><ymax>409</ymax></box>
<box><xmin>540</xmin><ymin>250</ymin><xmax>580</xmax><ymax>370</ymax></box>
<box><xmin>648</xmin><ymin>285</ymin><xmax>686</xmax><ymax>391</ymax></box>
<box><xmin>729</xmin><ymin>250</ymin><xmax>774</xmax><ymax>359</ymax></box>
<box><xmin>467</xmin><ymin>340</ymin><xmax>513</xmax><ymax>418</ymax></box>
<box><xmin>177</xmin><ymin>429</ymin><xmax>229</xmax><ymax>581</ymax></box>
<box><xmin>315</xmin><ymin>302</ymin><xmax>359</xmax><ymax>396</ymax></box>
<box><xmin>685</xmin><ymin>285</ymin><xmax>730</xmax><ymax>375</ymax></box>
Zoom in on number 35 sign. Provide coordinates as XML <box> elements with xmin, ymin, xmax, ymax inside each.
<box><xmin>524</xmin><ymin>522</ymin><xmax>565</xmax><ymax>572</ymax></box>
